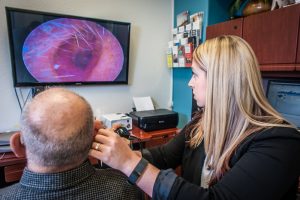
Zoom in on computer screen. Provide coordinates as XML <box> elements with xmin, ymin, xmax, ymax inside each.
<box><xmin>266</xmin><ymin>80</ymin><xmax>300</xmax><ymax>128</ymax></box>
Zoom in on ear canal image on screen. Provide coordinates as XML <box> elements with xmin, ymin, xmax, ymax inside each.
<box><xmin>22</xmin><ymin>18</ymin><xmax>124</xmax><ymax>82</ymax></box>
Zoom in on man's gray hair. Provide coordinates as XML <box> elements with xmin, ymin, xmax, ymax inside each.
<box><xmin>20</xmin><ymin>90</ymin><xmax>94</xmax><ymax>167</ymax></box>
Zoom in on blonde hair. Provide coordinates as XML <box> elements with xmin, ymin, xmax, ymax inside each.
<box><xmin>190</xmin><ymin>35</ymin><xmax>293</xmax><ymax>184</ymax></box>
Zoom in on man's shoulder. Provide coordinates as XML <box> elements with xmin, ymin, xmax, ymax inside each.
<box><xmin>89</xmin><ymin>168</ymin><xmax>142</xmax><ymax>199</ymax></box>
<box><xmin>0</xmin><ymin>183</ymin><xmax>22</xmax><ymax>199</ymax></box>
<box><xmin>94</xmin><ymin>168</ymin><xmax>125</xmax><ymax>175</ymax></box>
<box><xmin>0</xmin><ymin>169</ymin><xmax>142</xmax><ymax>200</ymax></box>
<box><xmin>92</xmin><ymin>168</ymin><xmax>129</xmax><ymax>184</ymax></box>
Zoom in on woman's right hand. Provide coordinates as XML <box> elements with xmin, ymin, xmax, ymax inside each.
<box><xmin>90</xmin><ymin>126</ymin><xmax>160</xmax><ymax>197</ymax></box>
<box><xmin>134</xmin><ymin>150</ymin><xmax>142</xmax><ymax>157</ymax></box>
<box><xmin>89</xmin><ymin>127</ymin><xmax>141</xmax><ymax>176</ymax></box>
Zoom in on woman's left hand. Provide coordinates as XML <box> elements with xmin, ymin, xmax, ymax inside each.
<box><xmin>89</xmin><ymin>127</ymin><xmax>141</xmax><ymax>176</ymax></box>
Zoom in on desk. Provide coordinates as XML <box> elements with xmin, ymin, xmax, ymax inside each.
<box><xmin>0</xmin><ymin>126</ymin><xmax>179</xmax><ymax>188</ymax></box>
<box><xmin>0</xmin><ymin>152</ymin><xmax>26</xmax><ymax>187</ymax></box>
<box><xmin>130</xmin><ymin>126</ymin><xmax>179</xmax><ymax>148</ymax></box>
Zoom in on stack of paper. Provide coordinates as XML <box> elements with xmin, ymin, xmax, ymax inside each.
<box><xmin>133</xmin><ymin>96</ymin><xmax>154</xmax><ymax>111</ymax></box>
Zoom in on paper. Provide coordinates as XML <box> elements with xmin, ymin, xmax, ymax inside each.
<box><xmin>133</xmin><ymin>96</ymin><xmax>154</xmax><ymax>111</ymax></box>
<box><xmin>0</xmin><ymin>131</ymin><xmax>14</xmax><ymax>146</ymax></box>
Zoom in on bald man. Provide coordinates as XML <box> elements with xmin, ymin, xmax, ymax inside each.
<box><xmin>0</xmin><ymin>88</ymin><xmax>142</xmax><ymax>200</ymax></box>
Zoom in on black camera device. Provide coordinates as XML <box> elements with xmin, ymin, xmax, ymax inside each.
<box><xmin>114</xmin><ymin>127</ymin><xmax>130</xmax><ymax>139</ymax></box>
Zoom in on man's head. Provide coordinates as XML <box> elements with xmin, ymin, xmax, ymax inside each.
<box><xmin>11</xmin><ymin>88</ymin><xmax>94</xmax><ymax>172</ymax></box>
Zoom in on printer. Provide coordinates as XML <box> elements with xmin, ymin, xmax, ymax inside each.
<box><xmin>129</xmin><ymin>109</ymin><xmax>178</xmax><ymax>131</ymax></box>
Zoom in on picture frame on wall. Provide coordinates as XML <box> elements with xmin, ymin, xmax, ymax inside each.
<box><xmin>176</xmin><ymin>10</ymin><xmax>189</xmax><ymax>27</ymax></box>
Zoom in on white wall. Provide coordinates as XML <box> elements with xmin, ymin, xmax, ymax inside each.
<box><xmin>0</xmin><ymin>0</ymin><xmax>173</xmax><ymax>131</ymax></box>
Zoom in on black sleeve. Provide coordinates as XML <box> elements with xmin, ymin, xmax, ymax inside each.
<box><xmin>142</xmin><ymin>127</ymin><xmax>186</xmax><ymax>170</ymax></box>
<box><xmin>154</xmin><ymin>127</ymin><xmax>300</xmax><ymax>200</ymax></box>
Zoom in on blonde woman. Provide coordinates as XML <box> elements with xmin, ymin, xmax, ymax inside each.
<box><xmin>90</xmin><ymin>35</ymin><xmax>300</xmax><ymax>200</ymax></box>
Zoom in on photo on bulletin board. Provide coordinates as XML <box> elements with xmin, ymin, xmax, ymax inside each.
<box><xmin>190</xmin><ymin>12</ymin><xmax>204</xmax><ymax>23</ymax></box>
<box><xmin>177</xmin><ymin>11</ymin><xmax>189</xmax><ymax>27</ymax></box>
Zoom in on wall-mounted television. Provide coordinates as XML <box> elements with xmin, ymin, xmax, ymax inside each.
<box><xmin>6</xmin><ymin>7</ymin><xmax>131</xmax><ymax>87</ymax></box>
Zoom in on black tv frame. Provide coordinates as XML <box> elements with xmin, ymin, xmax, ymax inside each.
<box><xmin>6</xmin><ymin>7</ymin><xmax>131</xmax><ymax>87</ymax></box>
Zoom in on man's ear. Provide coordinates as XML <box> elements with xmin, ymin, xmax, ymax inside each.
<box><xmin>93</xmin><ymin>120</ymin><xmax>105</xmax><ymax>137</ymax></box>
<box><xmin>10</xmin><ymin>132</ymin><xmax>26</xmax><ymax>157</ymax></box>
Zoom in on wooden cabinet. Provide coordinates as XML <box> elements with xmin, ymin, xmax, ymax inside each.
<box><xmin>4</xmin><ymin>163</ymin><xmax>26</xmax><ymax>183</ymax></box>
<box><xmin>0</xmin><ymin>153</ymin><xmax>26</xmax><ymax>188</ymax></box>
<box><xmin>243</xmin><ymin>4</ymin><xmax>299</xmax><ymax>67</ymax></box>
<box><xmin>206</xmin><ymin>18</ymin><xmax>243</xmax><ymax>40</ymax></box>
<box><xmin>144</xmin><ymin>134</ymin><xmax>174</xmax><ymax>148</ymax></box>
<box><xmin>131</xmin><ymin>126</ymin><xmax>178</xmax><ymax>148</ymax></box>
<box><xmin>297</xmin><ymin>18</ymin><xmax>300</xmax><ymax>72</ymax></box>
<box><xmin>206</xmin><ymin>4</ymin><xmax>300</xmax><ymax>74</ymax></box>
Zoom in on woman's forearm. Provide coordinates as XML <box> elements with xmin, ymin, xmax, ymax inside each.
<box><xmin>121</xmin><ymin>154</ymin><xmax>160</xmax><ymax>197</ymax></box>
<box><xmin>136</xmin><ymin>163</ymin><xmax>160</xmax><ymax>197</ymax></box>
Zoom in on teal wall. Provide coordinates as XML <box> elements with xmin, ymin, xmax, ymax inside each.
<box><xmin>172</xmin><ymin>68</ymin><xmax>192</xmax><ymax>128</ymax></box>
<box><xmin>172</xmin><ymin>0</ymin><xmax>230</xmax><ymax>128</ymax></box>
<box><xmin>173</xmin><ymin>1</ymin><xmax>209</xmax><ymax>128</ymax></box>
<box><xmin>207</xmin><ymin>0</ymin><xmax>231</xmax><ymax>25</ymax></box>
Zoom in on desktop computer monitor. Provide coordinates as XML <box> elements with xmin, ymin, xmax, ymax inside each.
<box><xmin>266</xmin><ymin>80</ymin><xmax>300</xmax><ymax>129</ymax></box>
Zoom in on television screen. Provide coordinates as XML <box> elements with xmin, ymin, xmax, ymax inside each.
<box><xmin>266</xmin><ymin>80</ymin><xmax>300</xmax><ymax>128</ymax></box>
<box><xmin>6</xmin><ymin>7</ymin><xmax>130</xmax><ymax>86</ymax></box>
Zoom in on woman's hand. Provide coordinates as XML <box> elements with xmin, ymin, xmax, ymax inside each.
<box><xmin>89</xmin><ymin>127</ymin><xmax>141</xmax><ymax>176</ymax></box>
<box><xmin>134</xmin><ymin>150</ymin><xmax>142</xmax><ymax>157</ymax></box>
<box><xmin>90</xmin><ymin>125</ymin><xmax>160</xmax><ymax>197</ymax></box>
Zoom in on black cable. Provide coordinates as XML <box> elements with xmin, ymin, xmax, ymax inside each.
<box><xmin>14</xmin><ymin>87</ymin><xmax>22</xmax><ymax>112</ymax></box>
<box><xmin>19</xmin><ymin>87</ymin><xmax>25</xmax><ymax>104</ymax></box>
<box><xmin>139</xmin><ymin>141</ymin><xmax>144</xmax><ymax>152</ymax></box>
<box><xmin>129</xmin><ymin>139</ymin><xmax>133</xmax><ymax>149</ymax></box>
<box><xmin>23</xmin><ymin>88</ymin><xmax>32</xmax><ymax>108</ymax></box>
